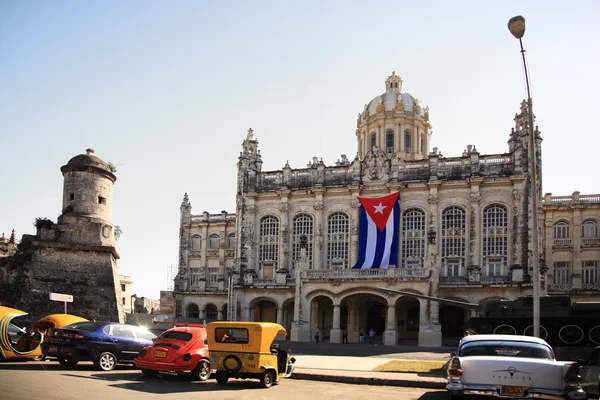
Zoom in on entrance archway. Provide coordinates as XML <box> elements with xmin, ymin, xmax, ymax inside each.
<box><xmin>339</xmin><ymin>292</ymin><xmax>387</xmax><ymax>344</ymax></box>
<box><xmin>253</xmin><ymin>299</ymin><xmax>277</xmax><ymax>322</ymax></box>
<box><xmin>440</xmin><ymin>305</ymin><xmax>465</xmax><ymax>337</ymax></box>
<box><xmin>366</xmin><ymin>305</ymin><xmax>386</xmax><ymax>336</ymax></box>
<box><xmin>395</xmin><ymin>296</ymin><xmax>420</xmax><ymax>344</ymax></box>
<box><xmin>311</xmin><ymin>295</ymin><xmax>333</xmax><ymax>341</ymax></box>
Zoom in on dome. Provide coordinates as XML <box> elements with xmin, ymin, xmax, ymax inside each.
<box><xmin>65</xmin><ymin>149</ymin><xmax>112</xmax><ymax>173</ymax></box>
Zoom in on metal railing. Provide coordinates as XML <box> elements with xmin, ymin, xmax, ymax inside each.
<box><xmin>303</xmin><ymin>268</ymin><xmax>428</xmax><ymax>279</ymax></box>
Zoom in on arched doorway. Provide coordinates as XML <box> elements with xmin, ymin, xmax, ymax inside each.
<box><xmin>205</xmin><ymin>304</ymin><xmax>218</xmax><ymax>321</ymax></box>
<box><xmin>186</xmin><ymin>303</ymin><xmax>199</xmax><ymax>318</ymax></box>
<box><xmin>366</xmin><ymin>305</ymin><xmax>386</xmax><ymax>337</ymax></box>
<box><xmin>254</xmin><ymin>300</ymin><xmax>277</xmax><ymax>322</ymax></box>
<box><xmin>339</xmin><ymin>292</ymin><xmax>387</xmax><ymax>343</ymax></box>
<box><xmin>395</xmin><ymin>296</ymin><xmax>420</xmax><ymax>344</ymax></box>
<box><xmin>311</xmin><ymin>295</ymin><xmax>333</xmax><ymax>341</ymax></box>
<box><xmin>440</xmin><ymin>305</ymin><xmax>466</xmax><ymax>337</ymax></box>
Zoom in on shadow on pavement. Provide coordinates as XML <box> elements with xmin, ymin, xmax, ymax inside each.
<box><xmin>419</xmin><ymin>391</ymin><xmax>451</xmax><ymax>399</ymax></box>
<box><xmin>278</xmin><ymin>340</ymin><xmax>454</xmax><ymax>358</ymax></box>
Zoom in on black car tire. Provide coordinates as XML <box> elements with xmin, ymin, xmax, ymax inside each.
<box><xmin>222</xmin><ymin>355</ymin><xmax>242</xmax><ymax>373</ymax></box>
<box><xmin>58</xmin><ymin>358</ymin><xmax>79</xmax><ymax>367</ymax></box>
<box><xmin>95</xmin><ymin>352</ymin><xmax>117</xmax><ymax>371</ymax></box>
<box><xmin>190</xmin><ymin>359</ymin><xmax>210</xmax><ymax>381</ymax></box>
<box><xmin>32</xmin><ymin>355</ymin><xmax>45</xmax><ymax>361</ymax></box>
<box><xmin>215</xmin><ymin>370</ymin><xmax>229</xmax><ymax>385</ymax></box>
<box><xmin>259</xmin><ymin>370</ymin><xmax>275</xmax><ymax>388</ymax></box>
<box><xmin>141</xmin><ymin>369</ymin><xmax>158</xmax><ymax>378</ymax></box>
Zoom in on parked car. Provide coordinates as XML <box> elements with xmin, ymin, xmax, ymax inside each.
<box><xmin>135</xmin><ymin>323</ymin><xmax>210</xmax><ymax>381</ymax></box>
<box><xmin>207</xmin><ymin>321</ymin><xmax>296</xmax><ymax>388</ymax></box>
<box><xmin>447</xmin><ymin>334</ymin><xmax>587</xmax><ymax>400</ymax></box>
<box><xmin>42</xmin><ymin>321</ymin><xmax>156</xmax><ymax>371</ymax></box>
<box><xmin>580</xmin><ymin>346</ymin><xmax>600</xmax><ymax>398</ymax></box>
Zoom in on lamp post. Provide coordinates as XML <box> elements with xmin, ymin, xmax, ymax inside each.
<box><xmin>508</xmin><ymin>15</ymin><xmax>540</xmax><ymax>338</ymax></box>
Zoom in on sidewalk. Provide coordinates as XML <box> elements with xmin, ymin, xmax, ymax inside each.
<box><xmin>277</xmin><ymin>341</ymin><xmax>452</xmax><ymax>389</ymax></box>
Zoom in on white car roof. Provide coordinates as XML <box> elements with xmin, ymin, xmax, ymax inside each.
<box><xmin>459</xmin><ymin>334</ymin><xmax>550</xmax><ymax>347</ymax></box>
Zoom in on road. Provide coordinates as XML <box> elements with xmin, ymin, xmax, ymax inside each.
<box><xmin>0</xmin><ymin>360</ymin><xmax>451</xmax><ymax>400</ymax></box>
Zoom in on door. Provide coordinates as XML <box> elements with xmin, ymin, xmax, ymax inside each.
<box><xmin>109</xmin><ymin>325</ymin><xmax>140</xmax><ymax>362</ymax></box>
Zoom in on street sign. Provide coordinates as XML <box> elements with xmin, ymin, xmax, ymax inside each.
<box><xmin>49</xmin><ymin>293</ymin><xmax>73</xmax><ymax>303</ymax></box>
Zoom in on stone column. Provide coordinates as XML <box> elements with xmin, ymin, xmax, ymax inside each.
<box><xmin>417</xmin><ymin>298</ymin><xmax>442</xmax><ymax>347</ymax></box>
<box><xmin>246</xmin><ymin>204</ymin><xmax>257</xmax><ymax>273</ymax></box>
<box><xmin>279</xmin><ymin>199</ymin><xmax>290</xmax><ymax>271</ymax></box>
<box><xmin>469</xmin><ymin>188</ymin><xmax>482</xmax><ymax>273</ymax></box>
<box><xmin>572</xmin><ymin>209</ymin><xmax>582</xmax><ymax>289</ymax></box>
<box><xmin>245</xmin><ymin>307</ymin><xmax>252</xmax><ymax>322</ymax></box>
<box><xmin>383</xmin><ymin>304</ymin><xmax>397</xmax><ymax>345</ymax></box>
<box><xmin>350</xmin><ymin>198</ymin><xmax>361</xmax><ymax>267</ymax></box>
<box><xmin>218</xmin><ymin>309</ymin><xmax>224</xmax><ymax>320</ymax></box>
<box><xmin>399</xmin><ymin>123</ymin><xmax>404</xmax><ymax>153</ymax></box>
<box><xmin>330</xmin><ymin>304</ymin><xmax>342</xmax><ymax>343</ymax></box>
<box><xmin>313</xmin><ymin>196</ymin><xmax>324</xmax><ymax>269</ymax></box>
<box><xmin>277</xmin><ymin>306</ymin><xmax>284</xmax><ymax>325</ymax></box>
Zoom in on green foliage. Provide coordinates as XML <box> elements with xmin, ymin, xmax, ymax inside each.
<box><xmin>114</xmin><ymin>225</ymin><xmax>122</xmax><ymax>240</ymax></box>
<box><xmin>108</xmin><ymin>162</ymin><xmax>117</xmax><ymax>173</ymax></box>
<box><xmin>34</xmin><ymin>217</ymin><xmax>55</xmax><ymax>230</ymax></box>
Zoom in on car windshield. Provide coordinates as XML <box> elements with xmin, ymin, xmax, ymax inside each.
<box><xmin>460</xmin><ymin>340</ymin><xmax>554</xmax><ymax>359</ymax></box>
<box><xmin>64</xmin><ymin>322</ymin><xmax>104</xmax><ymax>331</ymax></box>
<box><xmin>159</xmin><ymin>331</ymin><xmax>193</xmax><ymax>342</ymax></box>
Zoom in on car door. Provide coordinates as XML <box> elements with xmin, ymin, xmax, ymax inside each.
<box><xmin>109</xmin><ymin>325</ymin><xmax>140</xmax><ymax>362</ymax></box>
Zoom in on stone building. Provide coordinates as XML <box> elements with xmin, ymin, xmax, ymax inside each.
<box><xmin>120</xmin><ymin>274</ymin><xmax>134</xmax><ymax>315</ymax></box>
<box><xmin>0</xmin><ymin>149</ymin><xmax>124</xmax><ymax>322</ymax></box>
<box><xmin>172</xmin><ymin>72</ymin><xmax>599</xmax><ymax>347</ymax></box>
<box><xmin>0</xmin><ymin>230</ymin><xmax>17</xmax><ymax>258</ymax></box>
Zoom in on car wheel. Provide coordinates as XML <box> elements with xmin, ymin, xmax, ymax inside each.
<box><xmin>57</xmin><ymin>358</ymin><xmax>79</xmax><ymax>367</ymax></box>
<box><xmin>222</xmin><ymin>355</ymin><xmax>242</xmax><ymax>373</ymax></box>
<box><xmin>215</xmin><ymin>370</ymin><xmax>229</xmax><ymax>385</ymax></box>
<box><xmin>190</xmin><ymin>359</ymin><xmax>210</xmax><ymax>381</ymax></box>
<box><xmin>259</xmin><ymin>370</ymin><xmax>275</xmax><ymax>388</ymax></box>
<box><xmin>141</xmin><ymin>369</ymin><xmax>158</xmax><ymax>378</ymax></box>
<box><xmin>95</xmin><ymin>352</ymin><xmax>117</xmax><ymax>371</ymax></box>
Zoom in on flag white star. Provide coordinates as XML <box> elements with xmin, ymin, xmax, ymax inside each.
<box><xmin>373</xmin><ymin>202</ymin><xmax>387</xmax><ymax>214</ymax></box>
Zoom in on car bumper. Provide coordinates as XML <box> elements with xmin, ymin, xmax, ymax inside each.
<box><xmin>447</xmin><ymin>380</ymin><xmax>587</xmax><ymax>400</ymax></box>
<box><xmin>42</xmin><ymin>344</ymin><xmax>93</xmax><ymax>362</ymax></box>
<box><xmin>134</xmin><ymin>359</ymin><xmax>192</xmax><ymax>373</ymax></box>
<box><xmin>282</xmin><ymin>364</ymin><xmax>295</xmax><ymax>378</ymax></box>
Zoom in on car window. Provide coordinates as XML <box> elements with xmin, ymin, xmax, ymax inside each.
<box><xmin>65</xmin><ymin>322</ymin><xmax>104</xmax><ymax>331</ymax></box>
<box><xmin>159</xmin><ymin>331</ymin><xmax>193</xmax><ymax>341</ymax></box>
<box><xmin>132</xmin><ymin>326</ymin><xmax>157</xmax><ymax>341</ymax></box>
<box><xmin>215</xmin><ymin>328</ymin><xmax>249</xmax><ymax>344</ymax></box>
<box><xmin>111</xmin><ymin>325</ymin><xmax>135</xmax><ymax>339</ymax></box>
<box><xmin>460</xmin><ymin>341</ymin><xmax>554</xmax><ymax>359</ymax></box>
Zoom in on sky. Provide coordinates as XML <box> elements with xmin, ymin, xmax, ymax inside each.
<box><xmin>1</xmin><ymin>1</ymin><xmax>599</xmax><ymax>299</ymax></box>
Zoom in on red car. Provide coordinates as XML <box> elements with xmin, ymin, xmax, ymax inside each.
<box><xmin>134</xmin><ymin>323</ymin><xmax>211</xmax><ymax>381</ymax></box>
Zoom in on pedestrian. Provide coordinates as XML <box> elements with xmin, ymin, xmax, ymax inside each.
<box><xmin>368</xmin><ymin>328</ymin><xmax>375</xmax><ymax>345</ymax></box>
<box><xmin>314</xmin><ymin>326</ymin><xmax>321</xmax><ymax>344</ymax></box>
<box><xmin>359</xmin><ymin>329</ymin><xmax>364</xmax><ymax>344</ymax></box>
<box><xmin>342</xmin><ymin>328</ymin><xmax>348</xmax><ymax>344</ymax></box>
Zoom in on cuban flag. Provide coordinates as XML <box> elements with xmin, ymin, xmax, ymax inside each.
<box><xmin>352</xmin><ymin>192</ymin><xmax>400</xmax><ymax>269</ymax></box>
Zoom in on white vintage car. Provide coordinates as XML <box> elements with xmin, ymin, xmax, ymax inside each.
<box><xmin>447</xmin><ymin>334</ymin><xmax>587</xmax><ymax>400</ymax></box>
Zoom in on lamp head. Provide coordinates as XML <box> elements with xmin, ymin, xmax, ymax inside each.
<box><xmin>508</xmin><ymin>15</ymin><xmax>526</xmax><ymax>39</ymax></box>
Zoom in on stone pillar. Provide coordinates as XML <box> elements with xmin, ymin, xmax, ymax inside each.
<box><xmin>399</xmin><ymin>123</ymin><xmax>405</xmax><ymax>153</ymax></box>
<box><xmin>277</xmin><ymin>306</ymin><xmax>283</xmax><ymax>325</ymax></box>
<box><xmin>218</xmin><ymin>309</ymin><xmax>224</xmax><ymax>320</ymax></box>
<box><xmin>330</xmin><ymin>304</ymin><xmax>342</xmax><ymax>343</ymax></box>
<box><xmin>279</xmin><ymin>198</ymin><xmax>290</xmax><ymax>270</ymax></box>
<box><xmin>572</xmin><ymin>209</ymin><xmax>582</xmax><ymax>289</ymax></box>
<box><xmin>383</xmin><ymin>304</ymin><xmax>397</xmax><ymax>345</ymax></box>
<box><xmin>350</xmin><ymin>198</ymin><xmax>361</xmax><ymax>267</ymax></box>
<box><xmin>245</xmin><ymin>307</ymin><xmax>252</xmax><ymax>321</ymax></box>
<box><xmin>313</xmin><ymin>197</ymin><xmax>324</xmax><ymax>269</ymax></box>
<box><xmin>469</xmin><ymin>188</ymin><xmax>481</xmax><ymax>274</ymax></box>
<box><xmin>417</xmin><ymin>298</ymin><xmax>442</xmax><ymax>347</ymax></box>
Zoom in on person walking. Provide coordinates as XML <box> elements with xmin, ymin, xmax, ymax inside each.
<box><xmin>359</xmin><ymin>329</ymin><xmax>364</xmax><ymax>344</ymax></box>
<box><xmin>368</xmin><ymin>328</ymin><xmax>375</xmax><ymax>345</ymax></box>
<box><xmin>314</xmin><ymin>326</ymin><xmax>321</xmax><ymax>344</ymax></box>
<box><xmin>342</xmin><ymin>328</ymin><xmax>348</xmax><ymax>344</ymax></box>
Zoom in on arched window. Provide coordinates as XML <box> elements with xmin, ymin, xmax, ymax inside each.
<box><xmin>441</xmin><ymin>207</ymin><xmax>466</xmax><ymax>279</ymax></box>
<box><xmin>227</xmin><ymin>233</ymin><xmax>236</xmax><ymax>249</ymax></box>
<box><xmin>482</xmin><ymin>204</ymin><xmax>508</xmax><ymax>277</ymax></box>
<box><xmin>582</xmin><ymin>220</ymin><xmax>598</xmax><ymax>239</ymax></box>
<box><xmin>370</xmin><ymin>132</ymin><xmax>377</xmax><ymax>151</ymax></box>
<box><xmin>205</xmin><ymin>304</ymin><xmax>218</xmax><ymax>320</ymax></box>
<box><xmin>191</xmin><ymin>235</ymin><xmax>201</xmax><ymax>251</ymax></box>
<box><xmin>327</xmin><ymin>212</ymin><xmax>349</xmax><ymax>268</ymax></box>
<box><xmin>553</xmin><ymin>221</ymin><xmax>570</xmax><ymax>245</ymax></box>
<box><xmin>186</xmin><ymin>303</ymin><xmax>199</xmax><ymax>318</ymax></box>
<box><xmin>259</xmin><ymin>215</ymin><xmax>279</xmax><ymax>276</ymax></box>
<box><xmin>420</xmin><ymin>133</ymin><xmax>425</xmax><ymax>153</ymax></box>
<box><xmin>404</xmin><ymin>130</ymin><xmax>412</xmax><ymax>154</ymax></box>
<box><xmin>401</xmin><ymin>208</ymin><xmax>425</xmax><ymax>268</ymax></box>
<box><xmin>209</xmin><ymin>234</ymin><xmax>220</xmax><ymax>249</ymax></box>
<box><xmin>292</xmin><ymin>213</ymin><xmax>313</xmax><ymax>269</ymax></box>
<box><xmin>386</xmin><ymin>130</ymin><xmax>394</xmax><ymax>153</ymax></box>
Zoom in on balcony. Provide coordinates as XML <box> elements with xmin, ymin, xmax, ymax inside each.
<box><xmin>582</xmin><ymin>238</ymin><xmax>600</xmax><ymax>246</ymax></box>
<box><xmin>225</xmin><ymin>249</ymin><xmax>235</xmax><ymax>258</ymax></box>
<box><xmin>553</xmin><ymin>239</ymin><xmax>572</xmax><ymax>247</ymax></box>
<box><xmin>206</xmin><ymin>249</ymin><xmax>219</xmax><ymax>257</ymax></box>
<box><xmin>439</xmin><ymin>276</ymin><xmax>468</xmax><ymax>285</ymax></box>
<box><xmin>480</xmin><ymin>275</ymin><xmax>512</xmax><ymax>284</ymax></box>
<box><xmin>548</xmin><ymin>284</ymin><xmax>572</xmax><ymax>292</ymax></box>
<box><xmin>303</xmin><ymin>268</ymin><xmax>429</xmax><ymax>280</ymax></box>
<box><xmin>582</xmin><ymin>283</ymin><xmax>600</xmax><ymax>290</ymax></box>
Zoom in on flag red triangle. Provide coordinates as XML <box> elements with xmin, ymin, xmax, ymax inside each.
<box><xmin>357</xmin><ymin>192</ymin><xmax>399</xmax><ymax>232</ymax></box>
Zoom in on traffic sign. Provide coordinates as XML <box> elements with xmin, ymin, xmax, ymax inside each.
<box><xmin>49</xmin><ymin>293</ymin><xmax>73</xmax><ymax>303</ymax></box>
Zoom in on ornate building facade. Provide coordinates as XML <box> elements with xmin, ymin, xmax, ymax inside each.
<box><xmin>172</xmin><ymin>72</ymin><xmax>599</xmax><ymax>347</ymax></box>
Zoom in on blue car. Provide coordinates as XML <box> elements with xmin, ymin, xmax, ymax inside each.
<box><xmin>42</xmin><ymin>321</ymin><xmax>156</xmax><ymax>371</ymax></box>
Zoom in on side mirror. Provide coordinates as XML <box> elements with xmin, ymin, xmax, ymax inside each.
<box><xmin>450</xmin><ymin>351</ymin><xmax>456</xmax><ymax>357</ymax></box>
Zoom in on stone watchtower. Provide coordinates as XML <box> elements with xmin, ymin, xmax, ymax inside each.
<box><xmin>19</xmin><ymin>149</ymin><xmax>124</xmax><ymax>322</ymax></box>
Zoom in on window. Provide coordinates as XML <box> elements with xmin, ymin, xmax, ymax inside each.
<box><xmin>214</xmin><ymin>328</ymin><xmax>248</xmax><ymax>344</ymax></box>
<box><xmin>190</xmin><ymin>268</ymin><xmax>200</xmax><ymax>287</ymax></box>
<box><xmin>582</xmin><ymin>261</ymin><xmax>598</xmax><ymax>285</ymax></box>
<box><xmin>404</xmin><ymin>130</ymin><xmax>412</xmax><ymax>153</ymax></box>
<box><xmin>191</xmin><ymin>235</ymin><xmax>201</xmax><ymax>250</ymax></box>
<box><xmin>98</xmin><ymin>196</ymin><xmax>106</xmax><ymax>205</ymax></box>
<box><xmin>401</xmin><ymin>208</ymin><xmax>425</xmax><ymax>268</ymax></box>
<box><xmin>208</xmin><ymin>267</ymin><xmax>219</xmax><ymax>287</ymax></box>
<box><xmin>227</xmin><ymin>233</ymin><xmax>236</xmax><ymax>249</ymax></box>
<box><xmin>327</xmin><ymin>212</ymin><xmax>349</xmax><ymax>268</ymax></box>
<box><xmin>553</xmin><ymin>222</ymin><xmax>570</xmax><ymax>239</ymax></box>
<box><xmin>69</xmin><ymin>193</ymin><xmax>74</xmax><ymax>201</ymax></box>
<box><xmin>441</xmin><ymin>207</ymin><xmax>466</xmax><ymax>276</ymax></box>
<box><xmin>262</xmin><ymin>262</ymin><xmax>274</xmax><ymax>278</ymax></box>
<box><xmin>259</xmin><ymin>216</ymin><xmax>279</xmax><ymax>269</ymax></box>
<box><xmin>386</xmin><ymin>130</ymin><xmax>394</xmax><ymax>153</ymax></box>
<box><xmin>122</xmin><ymin>297</ymin><xmax>126</xmax><ymax>305</ymax></box>
<box><xmin>292</xmin><ymin>214</ymin><xmax>313</xmax><ymax>269</ymax></box>
<box><xmin>553</xmin><ymin>261</ymin><xmax>570</xmax><ymax>285</ymax></box>
<box><xmin>420</xmin><ymin>134</ymin><xmax>425</xmax><ymax>153</ymax></box>
<box><xmin>120</xmin><ymin>283</ymin><xmax>126</xmax><ymax>291</ymax></box>
<box><xmin>133</xmin><ymin>326</ymin><xmax>157</xmax><ymax>341</ymax></box>
<box><xmin>483</xmin><ymin>204</ymin><xmax>508</xmax><ymax>276</ymax></box>
<box><xmin>159</xmin><ymin>331</ymin><xmax>193</xmax><ymax>341</ymax></box>
<box><xmin>111</xmin><ymin>325</ymin><xmax>135</xmax><ymax>339</ymax></box>
<box><xmin>205</xmin><ymin>304</ymin><xmax>218</xmax><ymax>320</ymax></box>
<box><xmin>209</xmin><ymin>234</ymin><xmax>220</xmax><ymax>250</ymax></box>
<box><xmin>582</xmin><ymin>220</ymin><xmax>598</xmax><ymax>238</ymax></box>
<box><xmin>186</xmin><ymin>303</ymin><xmax>200</xmax><ymax>318</ymax></box>
<box><xmin>370</xmin><ymin>132</ymin><xmax>377</xmax><ymax>150</ymax></box>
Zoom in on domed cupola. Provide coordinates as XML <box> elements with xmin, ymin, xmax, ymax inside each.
<box><xmin>356</xmin><ymin>72</ymin><xmax>432</xmax><ymax>161</ymax></box>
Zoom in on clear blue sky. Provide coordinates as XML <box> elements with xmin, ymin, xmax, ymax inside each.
<box><xmin>2</xmin><ymin>1</ymin><xmax>599</xmax><ymax>298</ymax></box>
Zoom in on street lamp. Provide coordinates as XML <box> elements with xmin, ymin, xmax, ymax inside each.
<box><xmin>508</xmin><ymin>15</ymin><xmax>541</xmax><ymax>338</ymax></box>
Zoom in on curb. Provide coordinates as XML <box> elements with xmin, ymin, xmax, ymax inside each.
<box><xmin>290</xmin><ymin>372</ymin><xmax>446</xmax><ymax>390</ymax></box>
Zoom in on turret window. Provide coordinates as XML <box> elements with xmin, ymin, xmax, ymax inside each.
<box><xmin>404</xmin><ymin>130</ymin><xmax>412</xmax><ymax>153</ymax></box>
<box><xmin>386</xmin><ymin>130</ymin><xmax>394</xmax><ymax>153</ymax></box>
<box><xmin>98</xmin><ymin>196</ymin><xmax>106</xmax><ymax>205</ymax></box>
<box><xmin>69</xmin><ymin>193</ymin><xmax>74</xmax><ymax>201</ymax></box>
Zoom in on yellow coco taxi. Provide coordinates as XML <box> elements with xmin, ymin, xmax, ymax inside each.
<box><xmin>206</xmin><ymin>321</ymin><xmax>296</xmax><ymax>388</ymax></box>
<box><xmin>0</xmin><ymin>306</ymin><xmax>87</xmax><ymax>361</ymax></box>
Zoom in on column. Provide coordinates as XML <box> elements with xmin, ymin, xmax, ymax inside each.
<box><xmin>245</xmin><ymin>307</ymin><xmax>252</xmax><ymax>322</ymax></box>
<box><xmin>383</xmin><ymin>304</ymin><xmax>397</xmax><ymax>345</ymax></box>
<box><xmin>572</xmin><ymin>209</ymin><xmax>582</xmax><ymax>289</ymax></box>
<box><xmin>417</xmin><ymin>298</ymin><xmax>442</xmax><ymax>347</ymax></box>
<box><xmin>399</xmin><ymin>124</ymin><xmax>404</xmax><ymax>153</ymax></box>
<box><xmin>330</xmin><ymin>304</ymin><xmax>342</xmax><ymax>343</ymax></box>
<box><xmin>279</xmin><ymin>198</ymin><xmax>289</xmax><ymax>271</ymax></box>
<box><xmin>395</xmin><ymin>124</ymin><xmax>401</xmax><ymax>155</ymax></box>
<box><xmin>218</xmin><ymin>309</ymin><xmax>224</xmax><ymax>320</ymax></box>
<box><xmin>350</xmin><ymin>198</ymin><xmax>361</xmax><ymax>267</ymax></box>
<box><xmin>277</xmin><ymin>306</ymin><xmax>283</xmax><ymax>325</ymax></box>
<box><xmin>469</xmin><ymin>189</ymin><xmax>481</xmax><ymax>274</ymax></box>
<box><xmin>314</xmin><ymin>197</ymin><xmax>324</xmax><ymax>269</ymax></box>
